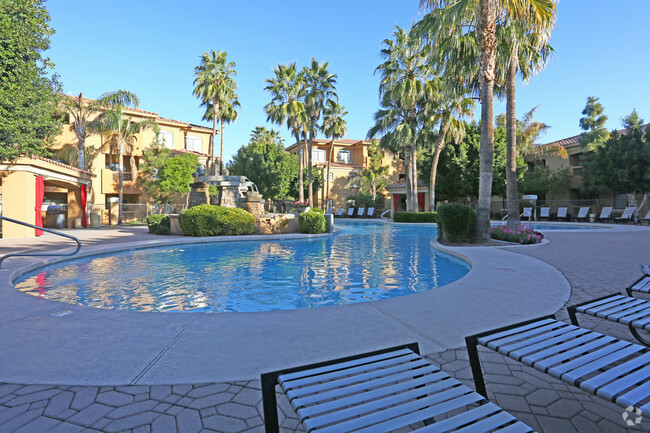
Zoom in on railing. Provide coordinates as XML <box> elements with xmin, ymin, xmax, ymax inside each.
<box><xmin>0</xmin><ymin>216</ymin><xmax>81</xmax><ymax>268</ymax></box>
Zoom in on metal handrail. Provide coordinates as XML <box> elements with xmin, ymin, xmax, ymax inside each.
<box><xmin>0</xmin><ymin>216</ymin><xmax>81</xmax><ymax>267</ymax></box>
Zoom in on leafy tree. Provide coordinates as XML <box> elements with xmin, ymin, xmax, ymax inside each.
<box><xmin>0</xmin><ymin>0</ymin><xmax>61</xmax><ymax>161</ymax></box>
<box><xmin>581</xmin><ymin>112</ymin><xmax>650</xmax><ymax>209</ymax></box>
<box><xmin>264</xmin><ymin>63</ymin><xmax>307</xmax><ymax>201</ymax></box>
<box><xmin>193</xmin><ymin>50</ymin><xmax>237</xmax><ymax>174</ymax></box>
<box><xmin>420</xmin><ymin>0</ymin><xmax>557</xmax><ymax>242</ymax></box>
<box><xmin>519</xmin><ymin>166</ymin><xmax>571</xmax><ymax>201</ymax></box>
<box><xmin>157</xmin><ymin>153</ymin><xmax>199</xmax><ymax>203</ymax></box>
<box><xmin>321</xmin><ymin>99</ymin><xmax>348</xmax><ymax>207</ymax></box>
<box><xmin>361</xmin><ymin>141</ymin><xmax>390</xmax><ymax>202</ymax></box>
<box><xmin>138</xmin><ymin>131</ymin><xmax>171</xmax><ymax>203</ymax></box>
<box><xmin>303</xmin><ymin>59</ymin><xmax>337</xmax><ymax>206</ymax></box>
<box><xmin>578</xmin><ymin>96</ymin><xmax>609</xmax><ymax>149</ymax></box>
<box><xmin>227</xmin><ymin>127</ymin><xmax>298</xmax><ymax>200</ymax></box>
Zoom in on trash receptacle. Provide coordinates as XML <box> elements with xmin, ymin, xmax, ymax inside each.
<box><xmin>55</xmin><ymin>214</ymin><xmax>65</xmax><ymax>229</ymax></box>
<box><xmin>73</xmin><ymin>218</ymin><xmax>82</xmax><ymax>229</ymax></box>
<box><xmin>90</xmin><ymin>213</ymin><xmax>101</xmax><ymax>228</ymax></box>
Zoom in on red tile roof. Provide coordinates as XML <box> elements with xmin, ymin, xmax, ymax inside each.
<box><xmin>313</xmin><ymin>161</ymin><xmax>362</xmax><ymax>169</ymax></box>
<box><xmin>386</xmin><ymin>179</ymin><xmax>426</xmax><ymax>189</ymax></box>
<box><xmin>24</xmin><ymin>155</ymin><xmax>96</xmax><ymax>177</ymax></box>
<box><xmin>543</xmin><ymin>123</ymin><xmax>649</xmax><ymax>148</ymax></box>
<box><xmin>170</xmin><ymin>148</ymin><xmax>212</xmax><ymax>158</ymax></box>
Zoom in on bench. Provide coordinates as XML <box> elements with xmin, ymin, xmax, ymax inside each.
<box><xmin>261</xmin><ymin>343</ymin><xmax>536</xmax><ymax>432</ymax></box>
<box><xmin>626</xmin><ymin>272</ymin><xmax>650</xmax><ymax>296</ymax></box>
<box><xmin>466</xmin><ymin>316</ymin><xmax>650</xmax><ymax>416</ymax></box>
<box><xmin>568</xmin><ymin>293</ymin><xmax>650</xmax><ymax>346</ymax></box>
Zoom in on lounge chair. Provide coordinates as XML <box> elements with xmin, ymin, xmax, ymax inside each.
<box><xmin>367</xmin><ymin>207</ymin><xmax>375</xmax><ymax>218</ymax></box>
<box><xmin>539</xmin><ymin>207</ymin><xmax>550</xmax><ymax>221</ymax></box>
<box><xmin>326</xmin><ymin>206</ymin><xmax>333</xmax><ymax>215</ymax></box>
<box><xmin>597</xmin><ymin>206</ymin><xmax>613</xmax><ymax>223</ymax></box>
<box><xmin>567</xmin><ymin>294</ymin><xmax>650</xmax><ymax>346</ymax></box>
<box><xmin>357</xmin><ymin>207</ymin><xmax>365</xmax><ymax>218</ymax></box>
<box><xmin>347</xmin><ymin>207</ymin><xmax>355</xmax><ymax>217</ymax></box>
<box><xmin>335</xmin><ymin>208</ymin><xmax>343</xmax><ymax>218</ymax></box>
<box><xmin>625</xmin><ymin>265</ymin><xmax>650</xmax><ymax>296</ymax></box>
<box><xmin>556</xmin><ymin>207</ymin><xmax>568</xmax><ymax>221</ymax></box>
<box><xmin>522</xmin><ymin>207</ymin><xmax>533</xmax><ymax>219</ymax></box>
<box><xmin>574</xmin><ymin>206</ymin><xmax>590</xmax><ymax>222</ymax></box>
<box><xmin>616</xmin><ymin>206</ymin><xmax>636</xmax><ymax>224</ymax></box>
<box><xmin>639</xmin><ymin>209</ymin><xmax>650</xmax><ymax>225</ymax></box>
<box><xmin>261</xmin><ymin>343</ymin><xmax>536</xmax><ymax>433</ymax></box>
<box><xmin>466</xmin><ymin>316</ymin><xmax>650</xmax><ymax>416</ymax></box>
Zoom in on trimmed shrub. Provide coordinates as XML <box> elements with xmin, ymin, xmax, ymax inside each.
<box><xmin>393</xmin><ymin>211</ymin><xmax>437</xmax><ymax>223</ymax></box>
<box><xmin>299</xmin><ymin>209</ymin><xmax>326</xmax><ymax>234</ymax></box>
<box><xmin>311</xmin><ymin>207</ymin><xmax>325</xmax><ymax>214</ymax></box>
<box><xmin>146</xmin><ymin>214</ymin><xmax>170</xmax><ymax>235</ymax></box>
<box><xmin>436</xmin><ymin>203</ymin><xmax>476</xmax><ymax>243</ymax></box>
<box><xmin>178</xmin><ymin>204</ymin><xmax>255</xmax><ymax>237</ymax></box>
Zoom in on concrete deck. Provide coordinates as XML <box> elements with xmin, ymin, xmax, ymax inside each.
<box><xmin>0</xmin><ymin>222</ymin><xmax>649</xmax><ymax>432</ymax></box>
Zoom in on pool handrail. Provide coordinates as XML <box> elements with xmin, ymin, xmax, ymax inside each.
<box><xmin>0</xmin><ymin>216</ymin><xmax>81</xmax><ymax>268</ymax></box>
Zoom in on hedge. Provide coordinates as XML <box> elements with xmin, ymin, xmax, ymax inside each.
<box><xmin>393</xmin><ymin>211</ymin><xmax>437</xmax><ymax>223</ymax></box>
<box><xmin>299</xmin><ymin>209</ymin><xmax>326</xmax><ymax>234</ymax></box>
<box><xmin>178</xmin><ymin>204</ymin><xmax>255</xmax><ymax>236</ymax></box>
<box><xmin>436</xmin><ymin>203</ymin><xmax>476</xmax><ymax>243</ymax></box>
<box><xmin>146</xmin><ymin>214</ymin><xmax>170</xmax><ymax>235</ymax></box>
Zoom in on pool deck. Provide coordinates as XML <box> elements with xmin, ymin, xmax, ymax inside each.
<box><xmin>1</xmin><ymin>222</ymin><xmax>649</xmax><ymax>432</ymax></box>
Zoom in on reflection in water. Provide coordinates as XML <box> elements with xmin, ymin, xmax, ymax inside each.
<box><xmin>14</xmin><ymin>221</ymin><xmax>470</xmax><ymax>312</ymax></box>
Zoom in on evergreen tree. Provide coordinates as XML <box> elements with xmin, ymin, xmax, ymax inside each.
<box><xmin>578</xmin><ymin>96</ymin><xmax>609</xmax><ymax>149</ymax></box>
<box><xmin>0</xmin><ymin>0</ymin><xmax>61</xmax><ymax>161</ymax></box>
<box><xmin>361</xmin><ymin>141</ymin><xmax>390</xmax><ymax>202</ymax></box>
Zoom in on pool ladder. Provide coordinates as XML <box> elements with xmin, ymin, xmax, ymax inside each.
<box><xmin>0</xmin><ymin>216</ymin><xmax>81</xmax><ymax>268</ymax></box>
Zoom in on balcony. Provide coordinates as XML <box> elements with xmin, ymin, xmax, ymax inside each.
<box><xmin>101</xmin><ymin>169</ymin><xmax>143</xmax><ymax>195</ymax></box>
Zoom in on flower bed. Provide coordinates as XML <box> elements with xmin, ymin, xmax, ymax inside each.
<box><xmin>490</xmin><ymin>225</ymin><xmax>544</xmax><ymax>244</ymax></box>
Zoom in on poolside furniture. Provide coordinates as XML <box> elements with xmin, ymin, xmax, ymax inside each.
<box><xmin>639</xmin><ymin>209</ymin><xmax>650</xmax><ymax>225</ymax></box>
<box><xmin>261</xmin><ymin>343</ymin><xmax>536</xmax><ymax>433</ymax></box>
<box><xmin>326</xmin><ymin>206</ymin><xmax>333</xmax><ymax>215</ymax></box>
<box><xmin>466</xmin><ymin>316</ymin><xmax>650</xmax><ymax>417</ymax></box>
<box><xmin>574</xmin><ymin>206</ymin><xmax>590</xmax><ymax>222</ymax></box>
<box><xmin>539</xmin><ymin>207</ymin><xmax>550</xmax><ymax>221</ymax></box>
<box><xmin>556</xmin><ymin>207</ymin><xmax>568</xmax><ymax>221</ymax></box>
<box><xmin>357</xmin><ymin>207</ymin><xmax>365</xmax><ymax>218</ymax></box>
<box><xmin>347</xmin><ymin>207</ymin><xmax>355</xmax><ymax>217</ymax></box>
<box><xmin>625</xmin><ymin>265</ymin><xmax>650</xmax><ymax>296</ymax></box>
<box><xmin>335</xmin><ymin>208</ymin><xmax>344</xmax><ymax>218</ymax></box>
<box><xmin>367</xmin><ymin>207</ymin><xmax>375</xmax><ymax>218</ymax></box>
<box><xmin>567</xmin><ymin>294</ymin><xmax>650</xmax><ymax>346</ymax></box>
<box><xmin>616</xmin><ymin>206</ymin><xmax>637</xmax><ymax>224</ymax></box>
<box><xmin>522</xmin><ymin>207</ymin><xmax>533</xmax><ymax>220</ymax></box>
<box><xmin>597</xmin><ymin>206</ymin><xmax>613</xmax><ymax>223</ymax></box>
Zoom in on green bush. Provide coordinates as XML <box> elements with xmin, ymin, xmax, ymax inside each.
<box><xmin>311</xmin><ymin>207</ymin><xmax>325</xmax><ymax>214</ymax></box>
<box><xmin>299</xmin><ymin>209</ymin><xmax>326</xmax><ymax>234</ymax></box>
<box><xmin>178</xmin><ymin>204</ymin><xmax>255</xmax><ymax>236</ymax></box>
<box><xmin>393</xmin><ymin>211</ymin><xmax>437</xmax><ymax>223</ymax></box>
<box><xmin>146</xmin><ymin>214</ymin><xmax>170</xmax><ymax>235</ymax></box>
<box><xmin>436</xmin><ymin>203</ymin><xmax>476</xmax><ymax>243</ymax></box>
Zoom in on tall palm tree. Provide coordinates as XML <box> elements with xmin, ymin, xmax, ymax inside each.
<box><xmin>264</xmin><ymin>63</ymin><xmax>307</xmax><ymax>202</ymax></box>
<box><xmin>420</xmin><ymin>0</ymin><xmax>557</xmax><ymax>242</ymax></box>
<box><xmin>202</xmin><ymin>94</ymin><xmax>240</xmax><ymax>172</ymax></box>
<box><xmin>321</xmin><ymin>99</ymin><xmax>348</xmax><ymax>209</ymax></box>
<box><xmin>426</xmin><ymin>83</ymin><xmax>475</xmax><ymax>210</ymax></box>
<box><xmin>95</xmin><ymin>90</ymin><xmax>152</xmax><ymax>225</ymax></box>
<box><xmin>371</xmin><ymin>25</ymin><xmax>434</xmax><ymax>212</ymax></box>
<box><xmin>60</xmin><ymin>92</ymin><xmax>100</xmax><ymax>170</ymax></box>
<box><xmin>193</xmin><ymin>50</ymin><xmax>237</xmax><ymax>175</ymax></box>
<box><xmin>303</xmin><ymin>59</ymin><xmax>337</xmax><ymax>206</ymax></box>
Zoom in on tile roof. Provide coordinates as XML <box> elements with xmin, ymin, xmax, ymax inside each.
<box><xmin>386</xmin><ymin>179</ymin><xmax>426</xmax><ymax>190</ymax></box>
<box><xmin>25</xmin><ymin>155</ymin><xmax>96</xmax><ymax>177</ymax></box>
<box><xmin>313</xmin><ymin>161</ymin><xmax>362</xmax><ymax>169</ymax></box>
<box><xmin>543</xmin><ymin>123</ymin><xmax>649</xmax><ymax>148</ymax></box>
<box><xmin>170</xmin><ymin>148</ymin><xmax>212</xmax><ymax>158</ymax></box>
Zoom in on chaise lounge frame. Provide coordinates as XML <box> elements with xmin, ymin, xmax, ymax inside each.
<box><xmin>261</xmin><ymin>343</ymin><xmax>536</xmax><ymax>433</ymax></box>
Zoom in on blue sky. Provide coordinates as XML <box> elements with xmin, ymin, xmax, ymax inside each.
<box><xmin>47</xmin><ymin>1</ymin><xmax>650</xmax><ymax>162</ymax></box>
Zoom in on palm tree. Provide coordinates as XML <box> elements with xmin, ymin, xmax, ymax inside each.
<box><xmin>420</xmin><ymin>0</ymin><xmax>557</xmax><ymax>242</ymax></box>
<box><xmin>60</xmin><ymin>92</ymin><xmax>100</xmax><ymax>170</ymax></box>
<box><xmin>321</xmin><ymin>99</ymin><xmax>348</xmax><ymax>209</ymax></box>
<box><xmin>264</xmin><ymin>63</ymin><xmax>307</xmax><ymax>202</ymax></box>
<box><xmin>202</xmin><ymin>94</ymin><xmax>240</xmax><ymax>173</ymax></box>
<box><xmin>193</xmin><ymin>50</ymin><xmax>237</xmax><ymax>175</ymax></box>
<box><xmin>303</xmin><ymin>59</ymin><xmax>337</xmax><ymax>206</ymax></box>
<box><xmin>427</xmin><ymin>84</ymin><xmax>475</xmax><ymax>210</ymax></box>
<box><xmin>95</xmin><ymin>90</ymin><xmax>153</xmax><ymax>225</ymax></box>
<box><xmin>370</xmin><ymin>25</ymin><xmax>434</xmax><ymax>212</ymax></box>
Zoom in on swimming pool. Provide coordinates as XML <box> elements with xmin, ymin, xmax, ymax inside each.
<box><xmin>14</xmin><ymin>221</ymin><xmax>470</xmax><ymax>313</ymax></box>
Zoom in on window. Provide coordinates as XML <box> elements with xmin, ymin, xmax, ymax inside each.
<box><xmin>312</xmin><ymin>149</ymin><xmax>325</xmax><ymax>162</ymax></box>
<box><xmin>329</xmin><ymin>172</ymin><xmax>334</xmax><ymax>181</ymax></box>
<box><xmin>338</xmin><ymin>150</ymin><xmax>351</xmax><ymax>163</ymax></box>
<box><xmin>159</xmin><ymin>130</ymin><xmax>173</xmax><ymax>149</ymax></box>
<box><xmin>185</xmin><ymin>136</ymin><xmax>202</xmax><ymax>152</ymax></box>
<box><xmin>569</xmin><ymin>153</ymin><xmax>582</xmax><ymax>166</ymax></box>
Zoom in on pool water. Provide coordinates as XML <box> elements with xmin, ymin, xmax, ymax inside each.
<box><xmin>14</xmin><ymin>221</ymin><xmax>470</xmax><ymax>313</ymax></box>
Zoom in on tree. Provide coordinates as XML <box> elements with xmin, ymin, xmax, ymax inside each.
<box><xmin>303</xmin><ymin>59</ymin><xmax>337</xmax><ymax>206</ymax></box>
<box><xmin>520</xmin><ymin>166</ymin><xmax>571</xmax><ymax>201</ymax></box>
<box><xmin>193</xmin><ymin>50</ymin><xmax>237</xmax><ymax>175</ymax></box>
<box><xmin>202</xmin><ymin>94</ymin><xmax>240</xmax><ymax>171</ymax></box>
<box><xmin>420</xmin><ymin>0</ymin><xmax>557</xmax><ymax>242</ymax></box>
<box><xmin>321</xmin><ymin>99</ymin><xmax>348</xmax><ymax>208</ymax></box>
<box><xmin>156</xmin><ymin>153</ymin><xmax>199</xmax><ymax>203</ymax></box>
<box><xmin>369</xmin><ymin>25</ymin><xmax>434</xmax><ymax>212</ymax></box>
<box><xmin>361</xmin><ymin>141</ymin><xmax>390</xmax><ymax>202</ymax></box>
<box><xmin>578</xmin><ymin>96</ymin><xmax>609</xmax><ymax>149</ymax></box>
<box><xmin>0</xmin><ymin>0</ymin><xmax>61</xmax><ymax>161</ymax></box>
<box><xmin>138</xmin><ymin>131</ymin><xmax>171</xmax><ymax>203</ymax></box>
<box><xmin>94</xmin><ymin>90</ymin><xmax>153</xmax><ymax>225</ymax></box>
<box><xmin>227</xmin><ymin>127</ymin><xmax>299</xmax><ymax>200</ymax></box>
<box><xmin>264</xmin><ymin>63</ymin><xmax>307</xmax><ymax>202</ymax></box>
<box><xmin>60</xmin><ymin>92</ymin><xmax>102</xmax><ymax>169</ymax></box>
